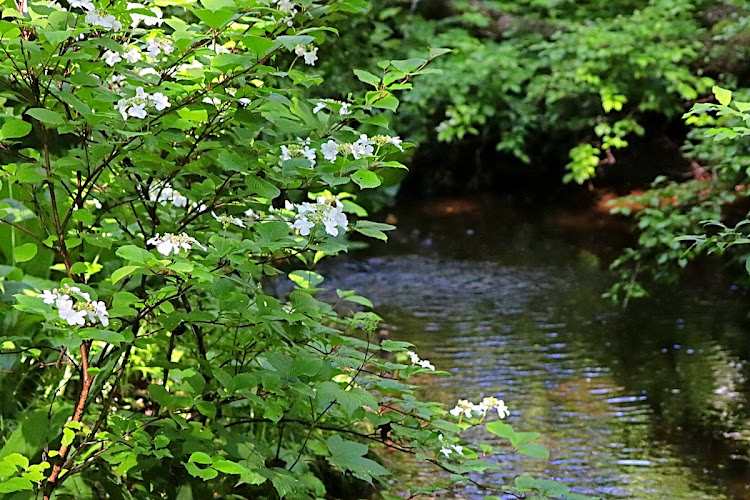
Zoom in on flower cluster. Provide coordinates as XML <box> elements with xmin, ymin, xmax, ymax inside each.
<box><xmin>147</xmin><ymin>233</ymin><xmax>203</xmax><ymax>256</ymax></box>
<box><xmin>406</xmin><ymin>350</ymin><xmax>436</xmax><ymax>371</ymax></box>
<box><xmin>69</xmin><ymin>0</ymin><xmax>123</xmax><ymax>31</ymax></box>
<box><xmin>143</xmin><ymin>38</ymin><xmax>174</xmax><ymax>59</ymax></box>
<box><xmin>449</xmin><ymin>397</ymin><xmax>510</xmax><ymax>420</ymax></box>
<box><xmin>294</xmin><ymin>44</ymin><xmax>319</xmax><ymax>66</ymax></box>
<box><xmin>292</xmin><ymin>198</ymin><xmax>348</xmax><ymax>237</ymax></box>
<box><xmin>39</xmin><ymin>285</ymin><xmax>109</xmax><ymax>327</ymax></box>
<box><xmin>351</xmin><ymin>134</ymin><xmax>374</xmax><ymax>159</ymax></box>
<box><xmin>115</xmin><ymin>87</ymin><xmax>170</xmax><ymax>120</ymax></box>
<box><xmin>279</xmin><ymin>138</ymin><xmax>317</xmax><ymax>166</ymax></box>
<box><xmin>148</xmin><ymin>183</ymin><xmax>187</xmax><ymax>207</ymax></box>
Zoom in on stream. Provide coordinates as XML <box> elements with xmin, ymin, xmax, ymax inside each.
<box><xmin>322</xmin><ymin>195</ymin><xmax>750</xmax><ymax>499</ymax></box>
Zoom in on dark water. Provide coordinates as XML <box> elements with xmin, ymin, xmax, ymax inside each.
<box><xmin>322</xmin><ymin>196</ymin><xmax>750</xmax><ymax>499</ymax></box>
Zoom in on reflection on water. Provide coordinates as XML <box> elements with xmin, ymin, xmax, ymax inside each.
<box><xmin>322</xmin><ymin>196</ymin><xmax>750</xmax><ymax>499</ymax></box>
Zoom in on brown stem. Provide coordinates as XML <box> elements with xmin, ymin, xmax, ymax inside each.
<box><xmin>43</xmin><ymin>342</ymin><xmax>93</xmax><ymax>500</ymax></box>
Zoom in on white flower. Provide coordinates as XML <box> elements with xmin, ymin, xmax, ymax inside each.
<box><xmin>203</xmin><ymin>96</ymin><xmax>221</xmax><ymax>106</ymax></box>
<box><xmin>115</xmin><ymin>99</ymin><xmax>130</xmax><ymax>120</ymax></box>
<box><xmin>128</xmin><ymin>103</ymin><xmax>147</xmax><ymax>119</ymax></box>
<box><xmin>127</xmin><ymin>2</ymin><xmax>163</xmax><ymax>27</ymax></box>
<box><xmin>147</xmin><ymin>233</ymin><xmax>203</xmax><ymax>256</ymax></box>
<box><xmin>294</xmin><ymin>44</ymin><xmax>318</xmax><ymax>66</ymax></box>
<box><xmin>143</xmin><ymin>38</ymin><xmax>173</xmax><ymax>59</ymax></box>
<box><xmin>388</xmin><ymin>136</ymin><xmax>404</xmax><ymax>151</ymax></box>
<box><xmin>48</xmin><ymin>0</ymin><xmax>67</xmax><ymax>10</ymax></box>
<box><xmin>450</xmin><ymin>399</ymin><xmax>476</xmax><ymax>418</ymax></box>
<box><xmin>480</xmin><ymin>397</ymin><xmax>510</xmax><ymax>419</ymax></box>
<box><xmin>57</xmin><ymin>298</ymin><xmax>87</xmax><ymax>326</ymax></box>
<box><xmin>103</xmin><ymin>50</ymin><xmax>122</xmax><ymax>67</ymax></box>
<box><xmin>292</xmin><ymin>198</ymin><xmax>348</xmax><ymax>237</ymax></box>
<box><xmin>321</xmin><ymin>140</ymin><xmax>338</xmax><ymax>163</ymax></box>
<box><xmin>339</xmin><ymin>102</ymin><xmax>351</xmax><ymax>115</ymax></box>
<box><xmin>326</xmin><ymin>204</ymin><xmax>348</xmax><ymax>236</ymax></box>
<box><xmin>452</xmin><ymin>445</ymin><xmax>464</xmax><ymax>455</ymax></box>
<box><xmin>440</xmin><ymin>446</ymin><xmax>453</xmax><ymax>458</ymax></box>
<box><xmin>238</xmin><ymin>98</ymin><xmax>252</xmax><ymax>107</ymax></box>
<box><xmin>351</xmin><ymin>134</ymin><xmax>374</xmax><ymax>159</ymax></box>
<box><xmin>69</xmin><ymin>0</ymin><xmax>94</xmax><ymax>10</ymax></box>
<box><xmin>90</xmin><ymin>300</ymin><xmax>109</xmax><ymax>327</ymax></box>
<box><xmin>301</xmin><ymin>146</ymin><xmax>316</xmax><ymax>166</ymax></box>
<box><xmin>123</xmin><ymin>48</ymin><xmax>142</xmax><ymax>63</ymax></box>
<box><xmin>149</xmin><ymin>92</ymin><xmax>170</xmax><ymax>111</ymax></box>
<box><xmin>85</xmin><ymin>198</ymin><xmax>103</xmax><ymax>209</ymax></box>
<box><xmin>244</xmin><ymin>208</ymin><xmax>258</xmax><ymax>221</ymax></box>
<box><xmin>417</xmin><ymin>359</ymin><xmax>435</xmax><ymax>371</ymax></box>
<box><xmin>116</xmin><ymin>88</ymin><xmax>169</xmax><ymax>120</ymax></box>
<box><xmin>406</xmin><ymin>349</ymin><xmax>434</xmax><ymax>370</ymax></box>
<box><xmin>85</xmin><ymin>11</ymin><xmax>122</xmax><ymax>31</ymax></box>
<box><xmin>67</xmin><ymin>285</ymin><xmax>91</xmax><ymax>302</ymax></box>
<box><xmin>303</xmin><ymin>47</ymin><xmax>318</xmax><ymax>66</ymax></box>
<box><xmin>274</xmin><ymin>0</ymin><xmax>295</xmax><ymax>13</ymax></box>
<box><xmin>292</xmin><ymin>217</ymin><xmax>315</xmax><ymax>235</ymax></box>
<box><xmin>39</xmin><ymin>289</ymin><xmax>58</xmax><ymax>305</ymax></box>
<box><xmin>149</xmin><ymin>184</ymin><xmax>186</xmax><ymax>207</ymax></box>
<box><xmin>312</xmin><ymin>102</ymin><xmax>326</xmax><ymax>114</ymax></box>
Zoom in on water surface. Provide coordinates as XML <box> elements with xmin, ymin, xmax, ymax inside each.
<box><xmin>323</xmin><ymin>196</ymin><xmax>750</xmax><ymax>499</ymax></box>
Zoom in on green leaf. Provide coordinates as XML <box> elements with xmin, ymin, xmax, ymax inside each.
<box><xmin>353</xmin><ymin>69</ymin><xmax>380</xmax><ymax>87</ymax></box>
<box><xmin>0</xmin><ymin>477</ymin><xmax>33</xmax><ymax>493</ymax></box>
<box><xmin>211</xmin><ymin>459</ymin><xmax>245</xmax><ymax>474</ymax></box>
<box><xmin>79</xmin><ymin>330</ymin><xmax>126</xmax><ymax>345</ymax></box>
<box><xmin>326</xmin><ymin>435</ymin><xmax>390</xmax><ymax>484</ymax></box>
<box><xmin>25</xmin><ymin>109</ymin><xmax>64</xmax><ymax>126</ymax></box>
<box><xmin>713</xmin><ymin>85</ymin><xmax>732</xmax><ymax>106</ymax></box>
<box><xmin>353</xmin><ymin>221</ymin><xmax>395</xmax><ymax>241</ymax></box>
<box><xmin>194</xmin><ymin>8</ymin><xmax>235</xmax><ymax>29</ymax></box>
<box><xmin>14</xmin><ymin>243</ymin><xmax>37</xmax><ymax>263</ymax></box>
<box><xmin>185</xmin><ymin>461</ymin><xmax>218</xmax><ymax>480</ymax></box>
<box><xmin>485</xmin><ymin>421</ymin><xmax>514</xmax><ymax>440</ymax></box>
<box><xmin>195</xmin><ymin>402</ymin><xmax>216</xmax><ymax>418</ymax></box>
<box><xmin>116</xmin><ymin>245</ymin><xmax>155</xmax><ymax>265</ymax></box>
<box><xmin>111</xmin><ymin>265</ymin><xmax>141</xmax><ymax>284</ymax></box>
<box><xmin>517</xmin><ymin>443</ymin><xmax>550</xmax><ymax>460</ymax></box>
<box><xmin>1</xmin><ymin>119</ymin><xmax>32</xmax><ymax>140</ymax></box>
<box><xmin>188</xmin><ymin>452</ymin><xmax>212</xmax><ymax>464</ymax></box>
<box><xmin>289</xmin><ymin>270</ymin><xmax>324</xmax><ymax>289</ymax></box>
<box><xmin>246</xmin><ymin>176</ymin><xmax>280</xmax><ymax>199</ymax></box>
<box><xmin>351</xmin><ymin>169</ymin><xmax>381</xmax><ymax>189</ymax></box>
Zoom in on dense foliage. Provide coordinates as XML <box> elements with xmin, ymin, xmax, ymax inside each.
<box><xmin>313</xmin><ymin>0</ymin><xmax>750</xmax><ymax>300</ymax></box>
<box><xmin>0</xmin><ymin>0</ymin><xmax>601</xmax><ymax>499</ymax></box>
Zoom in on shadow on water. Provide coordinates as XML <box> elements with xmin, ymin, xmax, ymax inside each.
<box><xmin>321</xmin><ymin>195</ymin><xmax>750</xmax><ymax>499</ymax></box>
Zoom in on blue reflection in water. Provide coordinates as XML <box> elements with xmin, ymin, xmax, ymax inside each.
<box><xmin>322</xmin><ymin>198</ymin><xmax>750</xmax><ymax>499</ymax></box>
